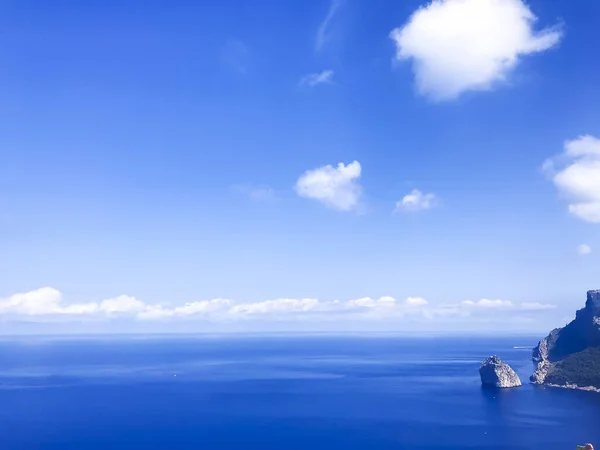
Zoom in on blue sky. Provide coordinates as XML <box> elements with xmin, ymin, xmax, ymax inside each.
<box><xmin>1</xmin><ymin>0</ymin><xmax>599</xmax><ymax>334</ymax></box>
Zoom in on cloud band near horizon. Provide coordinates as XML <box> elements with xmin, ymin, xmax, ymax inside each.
<box><xmin>0</xmin><ymin>287</ymin><xmax>557</xmax><ymax>326</ymax></box>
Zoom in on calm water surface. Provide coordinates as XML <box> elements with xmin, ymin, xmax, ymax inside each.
<box><xmin>0</xmin><ymin>335</ymin><xmax>598</xmax><ymax>449</ymax></box>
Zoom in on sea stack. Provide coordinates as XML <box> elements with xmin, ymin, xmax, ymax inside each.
<box><xmin>480</xmin><ymin>355</ymin><xmax>522</xmax><ymax>388</ymax></box>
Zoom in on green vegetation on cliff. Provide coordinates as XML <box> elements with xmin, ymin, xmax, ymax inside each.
<box><xmin>544</xmin><ymin>347</ymin><xmax>600</xmax><ymax>389</ymax></box>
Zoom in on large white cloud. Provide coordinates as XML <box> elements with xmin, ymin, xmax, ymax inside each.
<box><xmin>390</xmin><ymin>0</ymin><xmax>562</xmax><ymax>101</ymax></box>
<box><xmin>0</xmin><ymin>287</ymin><xmax>65</xmax><ymax>315</ymax></box>
<box><xmin>543</xmin><ymin>135</ymin><xmax>600</xmax><ymax>223</ymax></box>
<box><xmin>295</xmin><ymin>161</ymin><xmax>362</xmax><ymax>212</ymax></box>
<box><xmin>0</xmin><ymin>288</ymin><xmax>145</xmax><ymax>316</ymax></box>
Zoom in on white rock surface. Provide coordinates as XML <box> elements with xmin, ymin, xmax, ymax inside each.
<box><xmin>479</xmin><ymin>355</ymin><xmax>522</xmax><ymax>388</ymax></box>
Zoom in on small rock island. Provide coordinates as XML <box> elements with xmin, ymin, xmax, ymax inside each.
<box><xmin>480</xmin><ymin>355</ymin><xmax>522</xmax><ymax>388</ymax></box>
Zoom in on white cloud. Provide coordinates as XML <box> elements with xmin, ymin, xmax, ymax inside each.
<box><xmin>405</xmin><ymin>297</ymin><xmax>429</xmax><ymax>306</ymax></box>
<box><xmin>98</xmin><ymin>295</ymin><xmax>146</xmax><ymax>314</ymax></box>
<box><xmin>390</xmin><ymin>0</ymin><xmax>562</xmax><ymax>101</ymax></box>
<box><xmin>564</xmin><ymin>135</ymin><xmax>600</xmax><ymax>158</ymax></box>
<box><xmin>543</xmin><ymin>135</ymin><xmax>600</xmax><ymax>223</ymax></box>
<box><xmin>346</xmin><ymin>297</ymin><xmax>379</xmax><ymax>308</ymax></box>
<box><xmin>456</xmin><ymin>298</ymin><xmax>556</xmax><ymax>311</ymax></box>
<box><xmin>0</xmin><ymin>287</ymin><xmax>64</xmax><ymax>315</ymax></box>
<box><xmin>460</xmin><ymin>298</ymin><xmax>513</xmax><ymax>308</ymax></box>
<box><xmin>520</xmin><ymin>302</ymin><xmax>557</xmax><ymax>311</ymax></box>
<box><xmin>230</xmin><ymin>298</ymin><xmax>320</xmax><ymax>315</ymax></box>
<box><xmin>395</xmin><ymin>189</ymin><xmax>438</xmax><ymax>213</ymax></box>
<box><xmin>577</xmin><ymin>244</ymin><xmax>592</xmax><ymax>255</ymax></box>
<box><xmin>295</xmin><ymin>161</ymin><xmax>362</xmax><ymax>212</ymax></box>
<box><xmin>347</xmin><ymin>296</ymin><xmax>398</xmax><ymax>310</ymax></box>
<box><xmin>316</xmin><ymin>0</ymin><xmax>343</xmax><ymax>52</ymax></box>
<box><xmin>139</xmin><ymin>299</ymin><xmax>232</xmax><ymax>320</ymax></box>
<box><xmin>299</xmin><ymin>70</ymin><xmax>334</xmax><ymax>87</ymax></box>
<box><xmin>0</xmin><ymin>288</ymin><xmax>146</xmax><ymax>317</ymax></box>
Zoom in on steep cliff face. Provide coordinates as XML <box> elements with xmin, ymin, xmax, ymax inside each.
<box><xmin>531</xmin><ymin>290</ymin><xmax>600</xmax><ymax>388</ymax></box>
<box><xmin>532</xmin><ymin>327</ymin><xmax>561</xmax><ymax>363</ymax></box>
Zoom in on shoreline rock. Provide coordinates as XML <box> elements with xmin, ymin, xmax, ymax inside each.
<box><xmin>530</xmin><ymin>359</ymin><xmax>551</xmax><ymax>384</ymax></box>
<box><xmin>545</xmin><ymin>383</ymin><xmax>600</xmax><ymax>393</ymax></box>
<box><xmin>480</xmin><ymin>355</ymin><xmax>522</xmax><ymax>388</ymax></box>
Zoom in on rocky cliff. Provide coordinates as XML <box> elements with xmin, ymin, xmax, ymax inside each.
<box><xmin>531</xmin><ymin>290</ymin><xmax>600</xmax><ymax>389</ymax></box>
<box><xmin>480</xmin><ymin>355</ymin><xmax>522</xmax><ymax>388</ymax></box>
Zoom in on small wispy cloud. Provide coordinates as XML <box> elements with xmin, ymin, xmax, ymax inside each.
<box><xmin>221</xmin><ymin>39</ymin><xmax>249</xmax><ymax>74</ymax></box>
<box><xmin>316</xmin><ymin>0</ymin><xmax>343</xmax><ymax>52</ymax></box>
<box><xmin>299</xmin><ymin>70</ymin><xmax>335</xmax><ymax>87</ymax></box>
<box><xmin>577</xmin><ymin>244</ymin><xmax>592</xmax><ymax>256</ymax></box>
<box><xmin>231</xmin><ymin>184</ymin><xmax>277</xmax><ymax>202</ymax></box>
<box><xmin>394</xmin><ymin>189</ymin><xmax>438</xmax><ymax>213</ymax></box>
<box><xmin>520</xmin><ymin>302</ymin><xmax>557</xmax><ymax>311</ymax></box>
<box><xmin>460</xmin><ymin>299</ymin><xmax>555</xmax><ymax>311</ymax></box>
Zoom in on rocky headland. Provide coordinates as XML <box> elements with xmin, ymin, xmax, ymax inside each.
<box><xmin>480</xmin><ymin>355</ymin><xmax>522</xmax><ymax>388</ymax></box>
<box><xmin>531</xmin><ymin>290</ymin><xmax>600</xmax><ymax>391</ymax></box>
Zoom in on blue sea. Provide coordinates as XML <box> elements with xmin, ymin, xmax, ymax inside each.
<box><xmin>0</xmin><ymin>335</ymin><xmax>599</xmax><ymax>449</ymax></box>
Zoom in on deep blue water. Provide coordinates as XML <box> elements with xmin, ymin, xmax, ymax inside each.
<box><xmin>0</xmin><ymin>336</ymin><xmax>599</xmax><ymax>449</ymax></box>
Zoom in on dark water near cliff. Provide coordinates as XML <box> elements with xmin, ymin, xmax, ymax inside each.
<box><xmin>0</xmin><ymin>336</ymin><xmax>599</xmax><ymax>449</ymax></box>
